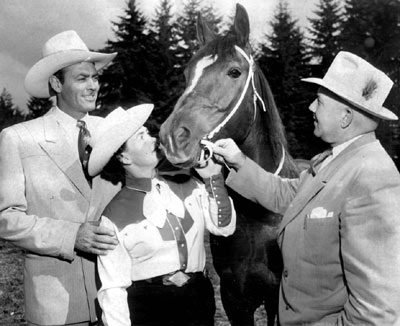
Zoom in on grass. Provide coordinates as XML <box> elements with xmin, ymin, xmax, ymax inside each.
<box><xmin>0</xmin><ymin>237</ymin><xmax>268</xmax><ymax>326</ymax></box>
<box><xmin>0</xmin><ymin>240</ymin><xmax>26</xmax><ymax>325</ymax></box>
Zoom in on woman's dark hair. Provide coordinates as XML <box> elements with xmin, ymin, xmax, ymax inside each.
<box><xmin>100</xmin><ymin>142</ymin><xmax>127</xmax><ymax>186</ymax></box>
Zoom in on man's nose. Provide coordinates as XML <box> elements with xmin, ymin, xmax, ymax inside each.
<box><xmin>88</xmin><ymin>78</ymin><xmax>98</xmax><ymax>89</ymax></box>
<box><xmin>309</xmin><ymin>100</ymin><xmax>317</xmax><ymax>113</ymax></box>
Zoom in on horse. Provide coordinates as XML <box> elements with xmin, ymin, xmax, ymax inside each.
<box><xmin>159</xmin><ymin>4</ymin><xmax>299</xmax><ymax>325</ymax></box>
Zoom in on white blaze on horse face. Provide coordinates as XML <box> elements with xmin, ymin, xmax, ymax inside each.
<box><xmin>183</xmin><ymin>55</ymin><xmax>218</xmax><ymax>97</ymax></box>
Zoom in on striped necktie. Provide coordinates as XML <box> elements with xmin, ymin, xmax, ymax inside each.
<box><xmin>77</xmin><ymin>120</ymin><xmax>92</xmax><ymax>185</ymax></box>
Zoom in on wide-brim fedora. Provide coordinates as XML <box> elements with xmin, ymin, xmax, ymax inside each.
<box><xmin>88</xmin><ymin>104</ymin><xmax>154</xmax><ymax>177</ymax></box>
<box><xmin>24</xmin><ymin>30</ymin><xmax>117</xmax><ymax>98</ymax></box>
<box><xmin>302</xmin><ymin>51</ymin><xmax>397</xmax><ymax>120</ymax></box>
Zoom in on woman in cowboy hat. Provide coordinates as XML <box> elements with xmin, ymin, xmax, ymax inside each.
<box><xmin>212</xmin><ymin>51</ymin><xmax>400</xmax><ymax>325</ymax></box>
<box><xmin>87</xmin><ymin>104</ymin><xmax>236</xmax><ymax>326</ymax></box>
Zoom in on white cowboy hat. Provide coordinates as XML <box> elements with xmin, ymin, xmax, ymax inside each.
<box><xmin>24</xmin><ymin>30</ymin><xmax>117</xmax><ymax>98</ymax></box>
<box><xmin>302</xmin><ymin>51</ymin><xmax>397</xmax><ymax>120</ymax></box>
<box><xmin>88</xmin><ymin>104</ymin><xmax>154</xmax><ymax>177</ymax></box>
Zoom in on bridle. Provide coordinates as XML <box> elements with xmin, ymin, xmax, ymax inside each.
<box><xmin>199</xmin><ymin>45</ymin><xmax>285</xmax><ymax>176</ymax></box>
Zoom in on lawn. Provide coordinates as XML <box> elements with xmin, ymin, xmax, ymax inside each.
<box><xmin>0</xmin><ymin>238</ymin><xmax>268</xmax><ymax>325</ymax></box>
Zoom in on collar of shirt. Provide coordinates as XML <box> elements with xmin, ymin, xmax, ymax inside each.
<box><xmin>52</xmin><ymin>106</ymin><xmax>90</xmax><ymax>151</ymax></box>
<box><xmin>125</xmin><ymin>175</ymin><xmax>152</xmax><ymax>192</ymax></box>
<box><xmin>319</xmin><ymin>134</ymin><xmax>363</xmax><ymax>172</ymax></box>
<box><xmin>332</xmin><ymin>134</ymin><xmax>363</xmax><ymax>159</ymax></box>
<box><xmin>125</xmin><ymin>175</ymin><xmax>186</xmax><ymax>228</ymax></box>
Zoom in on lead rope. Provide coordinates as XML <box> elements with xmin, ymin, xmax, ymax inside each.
<box><xmin>201</xmin><ymin>45</ymin><xmax>285</xmax><ymax>175</ymax></box>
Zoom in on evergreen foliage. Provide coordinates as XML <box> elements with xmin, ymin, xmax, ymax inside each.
<box><xmin>308</xmin><ymin>0</ymin><xmax>344</xmax><ymax>73</ymax></box>
<box><xmin>339</xmin><ymin>0</ymin><xmax>400</xmax><ymax>167</ymax></box>
<box><xmin>26</xmin><ymin>97</ymin><xmax>53</xmax><ymax>120</ymax></box>
<box><xmin>258</xmin><ymin>1</ymin><xmax>322</xmax><ymax>158</ymax></box>
<box><xmin>97</xmin><ymin>0</ymin><xmax>156</xmax><ymax>115</ymax></box>
<box><xmin>0</xmin><ymin>88</ymin><xmax>24</xmax><ymax>131</ymax></box>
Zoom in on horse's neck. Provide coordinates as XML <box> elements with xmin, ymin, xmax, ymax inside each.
<box><xmin>240</xmin><ymin>117</ymin><xmax>277</xmax><ymax>173</ymax></box>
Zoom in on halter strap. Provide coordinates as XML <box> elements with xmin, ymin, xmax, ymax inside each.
<box><xmin>205</xmin><ymin>46</ymin><xmax>266</xmax><ymax>140</ymax></box>
<box><xmin>202</xmin><ymin>46</ymin><xmax>285</xmax><ymax>176</ymax></box>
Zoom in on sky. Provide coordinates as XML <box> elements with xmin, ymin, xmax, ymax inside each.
<box><xmin>0</xmin><ymin>0</ymin><xmax>318</xmax><ymax>113</ymax></box>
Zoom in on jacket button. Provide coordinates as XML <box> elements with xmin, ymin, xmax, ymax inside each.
<box><xmin>283</xmin><ymin>270</ymin><xmax>288</xmax><ymax>278</ymax></box>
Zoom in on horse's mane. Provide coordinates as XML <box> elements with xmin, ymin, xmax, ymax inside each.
<box><xmin>253</xmin><ymin>67</ymin><xmax>289</xmax><ymax>162</ymax></box>
<box><xmin>198</xmin><ymin>31</ymin><xmax>289</xmax><ymax>166</ymax></box>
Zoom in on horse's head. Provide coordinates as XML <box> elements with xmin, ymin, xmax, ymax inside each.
<box><xmin>159</xmin><ymin>4</ymin><xmax>257</xmax><ymax>168</ymax></box>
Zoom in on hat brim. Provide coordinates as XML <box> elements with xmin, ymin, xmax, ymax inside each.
<box><xmin>302</xmin><ymin>77</ymin><xmax>398</xmax><ymax>121</ymax></box>
<box><xmin>88</xmin><ymin>104</ymin><xmax>154</xmax><ymax>177</ymax></box>
<box><xmin>24</xmin><ymin>50</ymin><xmax>117</xmax><ymax>98</ymax></box>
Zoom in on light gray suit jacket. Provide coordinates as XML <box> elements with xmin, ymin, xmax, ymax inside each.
<box><xmin>0</xmin><ymin>108</ymin><xmax>119</xmax><ymax>325</ymax></box>
<box><xmin>226</xmin><ymin>133</ymin><xmax>400</xmax><ymax>326</ymax></box>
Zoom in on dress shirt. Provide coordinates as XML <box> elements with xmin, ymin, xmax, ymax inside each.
<box><xmin>98</xmin><ymin>173</ymin><xmax>236</xmax><ymax>326</ymax></box>
<box><xmin>319</xmin><ymin>135</ymin><xmax>362</xmax><ymax>171</ymax></box>
<box><xmin>51</xmin><ymin>106</ymin><xmax>92</xmax><ymax>158</ymax></box>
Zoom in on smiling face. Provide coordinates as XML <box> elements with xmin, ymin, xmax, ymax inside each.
<box><xmin>53</xmin><ymin>61</ymin><xmax>99</xmax><ymax>119</ymax></box>
<box><xmin>308</xmin><ymin>88</ymin><xmax>348</xmax><ymax>146</ymax></box>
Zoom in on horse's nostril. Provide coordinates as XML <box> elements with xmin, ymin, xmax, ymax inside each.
<box><xmin>175</xmin><ymin>126</ymin><xmax>191</xmax><ymax>147</ymax></box>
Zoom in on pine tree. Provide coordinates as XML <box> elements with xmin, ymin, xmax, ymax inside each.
<box><xmin>96</xmin><ymin>0</ymin><xmax>156</xmax><ymax>114</ymax></box>
<box><xmin>340</xmin><ymin>0</ymin><xmax>400</xmax><ymax>168</ymax></box>
<box><xmin>0</xmin><ymin>88</ymin><xmax>24</xmax><ymax>131</ymax></box>
<box><xmin>26</xmin><ymin>96</ymin><xmax>53</xmax><ymax>120</ymax></box>
<box><xmin>146</xmin><ymin>0</ymin><xmax>183</xmax><ymax>130</ymax></box>
<box><xmin>308</xmin><ymin>0</ymin><xmax>344</xmax><ymax>73</ymax></box>
<box><xmin>175</xmin><ymin>0</ymin><xmax>223</xmax><ymax>67</ymax></box>
<box><xmin>258</xmin><ymin>1</ymin><xmax>319</xmax><ymax>158</ymax></box>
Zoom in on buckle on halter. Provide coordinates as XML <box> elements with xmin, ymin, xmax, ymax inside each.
<box><xmin>198</xmin><ymin>139</ymin><xmax>215</xmax><ymax>166</ymax></box>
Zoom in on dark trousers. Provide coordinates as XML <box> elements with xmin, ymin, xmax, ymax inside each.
<box><xmin>127</xmin><ymin>274</ymin><xmax>215</xmax><ymax>326</ymax></box>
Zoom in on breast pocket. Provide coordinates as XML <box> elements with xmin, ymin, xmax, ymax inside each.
<box><xmin>303</xmin><ymin>212</ymin><xmax>339</xmax><ymax>264</ymax></box>
<box><xmin>122</xmin><ymin>221</ymin><xmax>163</xmax><ymax>259</ymax></box>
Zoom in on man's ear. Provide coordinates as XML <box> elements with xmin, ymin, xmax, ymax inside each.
<box><xmin>49</xmin><ymin>75</ymin><xmax>62</xmax><ymax>94</ymax></box>
<box><xmin>341</xmin><ymin>107</ymin><xmax>353</xmax><ymax>128</ymax></box>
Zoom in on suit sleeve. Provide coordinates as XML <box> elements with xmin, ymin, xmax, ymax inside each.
<box><xmin>98</xmin><ymin>216</ymin><xmax>132</xmax><ymax>326</ymax></box>
<box><xmin>0</xmin><ymin>127</ymin><xmax>80</xmax><ymax>260</ymax></box>
<box><xmin>338</xmin><ymin>161</ymin><xmax>400</xmax><ymax>325</ymax></box>
<box><xmin>226</xmin><ymin>157</ymin><xmax>300</xmax><ymax>215</ymax></box>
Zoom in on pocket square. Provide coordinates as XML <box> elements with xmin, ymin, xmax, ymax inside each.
<box><xmin>309</xmin><ymin>207</ymin><xmax>333</xmax><ymax>219</ymax></box>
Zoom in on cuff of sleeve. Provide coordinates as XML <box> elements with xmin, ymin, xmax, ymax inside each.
<box><xmin>204</xmin><ymin>174</ymin><xmax>232</xmax><ymax>227</ymax></box>
<box><xmin>59</xmin><ymin>222</ymin><xmax>81</xmax><ymax>261</ymax></box>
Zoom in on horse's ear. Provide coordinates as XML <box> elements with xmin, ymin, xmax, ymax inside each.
<box><xmin>233</xmin><ymin>3</ymin><xmax>250</xmax><ymax>47</ymax></box>
<box><xmin>197</xmin><ymin>13</ymin><xmax>216</xmax><ymax>46</ymax></box>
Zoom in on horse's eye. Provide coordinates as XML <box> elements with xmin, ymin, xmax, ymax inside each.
<box><xmin>228</xmin><ymin>68</ymin><xmax>241</xmax><ymax>79</ymax></box>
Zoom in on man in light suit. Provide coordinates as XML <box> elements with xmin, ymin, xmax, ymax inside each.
<box><xmin>0</xmin><ymin>31</ymin><xmax>120</xmax><ymax>326</ymax></box>
<box><xmin>212</xmin><ymin>51</ymin><xmax>400</xmax><ymax>325</ymax></box>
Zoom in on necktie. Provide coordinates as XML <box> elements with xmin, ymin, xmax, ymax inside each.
<box><xmin>308</xmin><ymin>148</ymin><xmax>333</xmax><ymax>176</ymax></box>
<box><xmin>77</xmin><ymin>120</ymin><xmax>92</xmax><ymax>185</ymax></box>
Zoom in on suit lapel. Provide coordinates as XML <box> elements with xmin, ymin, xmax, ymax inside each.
<box><xmin>278</xmin><ymin>132</ymin><xmax>377</xmax><ymax>235</ymax></box>
<box><xmin>38</xmin><ymin>113</ymin><xmax>92</xmax><ymax>200</ymax></box>
<box><xmin>278</xmin><ymin>174</ymin><xmax>326</xmax><ymax>234</ymax></box>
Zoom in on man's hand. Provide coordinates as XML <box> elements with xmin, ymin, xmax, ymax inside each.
<box><xmin>194</xmin><ymin>157</ymin><xmax>223</xmax><ymax>178</ymax></box>
<box><xmin>212</xmin><ymin>138</ymin><xmax>246</xmax><ymax>171</ymax></box>
<box><xmin>75</xmin><ymin>222</ymin><xmax>119</xmax><ymax>255</ymax></box>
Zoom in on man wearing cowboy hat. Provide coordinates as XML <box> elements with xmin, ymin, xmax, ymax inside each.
<box><xmin>0</xmin><ymin>30</ymin><xmax>120</xmax><ymax>326</ymax></box>
<box><xmin>212</xmin><ymin>51</ymin><xmax>400</xmax><ymax>325</ymax></box>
